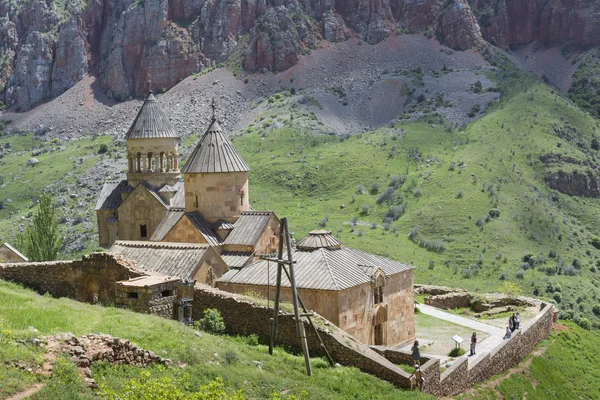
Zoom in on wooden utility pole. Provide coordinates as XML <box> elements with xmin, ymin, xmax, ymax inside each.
<box><xmin>265</xmin><ymin>217</ymin><xmax>318</xmax><ymax>376</ymax></box>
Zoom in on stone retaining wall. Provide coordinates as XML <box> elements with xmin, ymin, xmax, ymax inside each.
<box><xmin>0</xmin><ymin>253</ymin><xmax>144</xmax><ymax>303</ymax></box>
<box><xmin>0</xmin><ymin>256</ymin><xmax>556</xmax><ymax>397</ymax></box>
<box><xmin>370</xmin><ymin>346</ymin><xmax>432</xmax><ymax>366</ymax></box>
<box><xmin>424</xmin><ymin>292</ymin><xmax>471</xmax><ymax>310</ymax></box>
<box><xmin>191</xmin><ymin>283</ymin><xmax>413</xmax><ymax>387</ymax></box>
<box><xmin>430</xmin><ymin>303</ymin><xmax>555</xmax><ymax>396</ymax></box>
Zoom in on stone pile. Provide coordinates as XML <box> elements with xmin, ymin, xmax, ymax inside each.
<box><xmin>55</xmin><ymin>333</ymin><xmax>170</xmax><ymax>388</ymax></box>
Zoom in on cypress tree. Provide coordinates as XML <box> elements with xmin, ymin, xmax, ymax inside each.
<box><xmin>16</xmin><ymin>194</ymin><xmax>62</xmax><ymax>261</ymax></box>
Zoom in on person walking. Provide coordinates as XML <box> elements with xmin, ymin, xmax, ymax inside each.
<box><xmin>409</xmin><ymin>364</ymin><xmax>424</xmax><ymax>390</ymax></box>
<box><xmin>515</xmin><ymin>313</ymin><xmax>520</xmax><ymax>329</ymax></box>
<box><xmin>509</xmin><ymin>314</ymin><xmax>515</xmax><ymax>332</ymax></box>
<box><xmin>411</xmin><ymin>340</ymin><xmax>421</xmax><ymax>368</ymax></box>
<box><xmin>470</xmin><ymin>332</ymin><xmax>477</xmax><ymax>356</ymax></box>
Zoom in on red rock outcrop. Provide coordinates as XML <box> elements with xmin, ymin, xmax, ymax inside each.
<box><xmin>470</xmin><ymin>0</ymin><xmax>600</xmax><ymax>48</ymax></box>
<box><xmin>2</xmin><ymin>0</ymin><xmax>600</xmax><ymax>110</ymax></box>
<box><xmin>437</xmin><ymin>0</ymin><xmax>484</xmax><ymax>50</ymax></box>
<box><xmin>539</xmin><ymin>0</ymin><xmax>600</xmax><ymax>48</ymax></box>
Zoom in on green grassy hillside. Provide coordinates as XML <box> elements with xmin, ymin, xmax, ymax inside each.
<box><xmin>234</xmin><ymin>72</ymin><xmax>600</xmax><ymax>329</ymax></box>
<box><xmin>0</xmin><ymin>133</ymin><xmax>117</xmax><ymax>257</ymax></box>
<box><xmin>1</xmin><ymin>56</ymin><xmax>600</xmax><ymax>328</ymax></box>
<box><xmin>0</xmin><ymin>280</ymin><xmax>430</xmax><ymax>400</ymax></box>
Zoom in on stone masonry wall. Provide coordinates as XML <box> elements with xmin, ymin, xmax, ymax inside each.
<box><xmin>424</xmin><ymin>292</ymin><xmax>471</xmax><ymax>309</ymax></box>
<box><xmin>192</xmin><ymin>283</ymin><xmax>413</xmax><ymax>387</ymax></box>
<box><xmin>115</xmin><ymin>280</ymin><xmax>178</xmax><ymax>319</ymax></box>
<box><xmin>0</xmin><ymin>253</ymin><xmax>145</xmax><ymax>303</ymax></box>
<box><xmin>372</xmin><ymin>303</ymin><xmax>555</xmax><ymax>396</ymax></box>
<box><xmin>0</xmin><ymin>256</ymin><xmax>555</xmax><ymax>396</ymax></box>
<box><xmin>430</xmin><ymin>303</ymin><xmax>555</xmax><ymax>396</ymax></box>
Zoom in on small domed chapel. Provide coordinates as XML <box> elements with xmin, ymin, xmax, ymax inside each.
<box><xmin>95</xmin><ymin>93</ymin><xmax>415</xmax><ymax>347</ymax></box>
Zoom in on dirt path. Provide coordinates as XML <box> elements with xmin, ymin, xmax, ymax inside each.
<box><xmin>6</xmin><ymin>383</ymin><xmax>45</xmax><ymax>400</ymax></box>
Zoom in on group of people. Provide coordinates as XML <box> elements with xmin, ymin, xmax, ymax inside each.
<box><xmin>504</xmin><ymin>312</ymin><xmax>520</xmax><ymax>339</ymax></box>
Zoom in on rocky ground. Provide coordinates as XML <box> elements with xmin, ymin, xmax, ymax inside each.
<box><xmin>1</xmin><ymin>34</ymin><xmax>496</xmax><ymax>140</ymax></box>
<box><xmin>511</xmin><ymin>42</ymin><xmax>579</xmax><ymax>92</ymax></box>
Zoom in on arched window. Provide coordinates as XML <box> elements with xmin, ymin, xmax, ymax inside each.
<box><xmin>372</xmin><ymin>269</ymin><xmax>385</xmax><ymax>304</ymax></box>
<box><xmin>147</xmin><ymin>152</ymin><xmax>154</xmax><ymax>172</ymax></box>
<box><xmin>136</xmin><ymin>152</ymin><xmax>142</xmax><ymax>172</ymax></box>
<box><xmin>160</xmin><ymin>151</ymin><xmax>166</xmax><ymax>172</ymax></box>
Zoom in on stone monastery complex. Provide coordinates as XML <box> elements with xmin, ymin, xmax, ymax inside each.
<box><xmin>93</xmin><ymin>92</ymin><xmax>417</xmax><ymax>347</ymax></box>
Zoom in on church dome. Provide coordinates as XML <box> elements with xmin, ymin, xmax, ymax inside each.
<box><xmin>181</xmin><ymin>118</ymin><xmax>249</xmax><ymax>174</ymax></box>
<box><xmin>296</xmin><ymin>230</ymin><xmax>342</xmax><ymax>251</ymax></box>
<box><xmin>125</xmin><ymin>93</ymin><xmax>179</xmax><ymax>139</ymax></box>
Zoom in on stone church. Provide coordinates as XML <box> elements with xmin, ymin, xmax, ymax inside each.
<box><xmin>217</xmin><ymin>230</ymin><xmax>415</xmax><ymax>347</ymax></box>
<box><xmin>96</xmin><ymin>93</ymin><xmax>279</xmax><ymax>278</ymax></box>
<box><xmin>95</xmin><ymin>93</ymin><xmax>415</xmax><ymax>347</ymax></box>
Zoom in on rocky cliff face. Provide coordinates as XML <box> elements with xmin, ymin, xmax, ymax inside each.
<box><xmin>0</xmin><ymin>0</ymin><xmax>486</xmax><ymax>110</ymax></box>
<box><xmin>1</xmin><ymin>0</ymin><xmax>599</xmax><ymax>111</ymax></box>
<box><xmin>470</xmin><ymin>0</ymin><xmax>600</xmax><ymax>48</ymax></box>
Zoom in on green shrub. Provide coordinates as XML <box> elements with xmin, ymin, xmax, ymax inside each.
<box><xmin>579</xmin><ymin>318</ymin><xmax>592</xmax><ymax>330</ymax></box>
<box><xmin>225</xmin><ymin>350</ymin><xmax>239</xmax><ymax>365</ymax></box>
<box><xmin>591</xmin><ymin>236</ymin><xmax>600</xmax><ymax>250</ymax></box>
<box><xmin>488</xmin><ymin>208</ymin><xmax>500</xmax><ymax>218</ymax></box>
<box><xmin>98</xmin><ymin>144</ymin><xmax>108</xmax><ymax>154</ymax></box>
<box><xmin>448</xmin><ymin>348</ymin><xmax>466</xmax><ymax>357</ymax></box>
<box><xmin>99</xmin><ymin>372</ymin><xmax>244</xmax><ymax>400</ymax></box>
<box><xmin>553</xmin><ymin>292</ymin><xmax>562</xmax><ymax>303</ymax></box>
<box><xmin>370</xmin><ymin>182</ymin><xmax>380</xmax><ymax>194</ymax></box>
<box><xmin>196</xmin><ymin>308</ymin><xmax>226</xmax><ymax>334</ymax></box>
<box><xmin>246</xmin><ymin>334</ymin><xmax>259</xmax><ymax>346</ymax></box>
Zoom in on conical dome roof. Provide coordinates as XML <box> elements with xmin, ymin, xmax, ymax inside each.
<box><xmin>296</xmin><ymin>230</ymin><xmax>342</xmax><ymax>251</ymax></box>
<box><xmin>125</xmin><ymin>93</ymin><xmax>179</xmax><ymax>139</ymax></box>
<box><xmin>181</xmin><ymin>118</ymin><xmax>250</xmax><ymax>173</ymax></box>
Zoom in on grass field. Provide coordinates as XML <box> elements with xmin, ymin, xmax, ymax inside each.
<box><xmin>231</xmin><ymin>76</ymin><xmax>600</xmax><ymax>328</ymax></box>
<box><xmin>0</xmin><ymin>280</ymin><xmax>432</xmax><ymax>400</ymax></box>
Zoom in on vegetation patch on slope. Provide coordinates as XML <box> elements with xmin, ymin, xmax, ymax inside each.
<box><xmin>233</xmin><ymin>69</ymin><xmax>600</xmax><ymax>327</ymax></box>
<box><xmin>0</xmin><ymin>280</ymin><xmax>431</xmax><ymax>400</ymax></box>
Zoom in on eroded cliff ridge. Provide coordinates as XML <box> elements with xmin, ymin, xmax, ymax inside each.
<box><xmin>0</xmin><ymin>0</ymin><xmax>599</xmax><ymax>111</ymax></box>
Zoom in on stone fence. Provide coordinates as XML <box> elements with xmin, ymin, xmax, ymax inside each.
<box><xmin>191</xmin><ymin>283</ymin><xmax>413</xmax><ymax>387</ymax></box>
<box><xmin>0</xmin><ymin>253</ymin><xmax>144</xmax><ymax>303</ymax></box>
<box><xmin>0</xmin><ymin>255</ymin><xmax>556</xmax><ymax>397</ymax></box>
<box><xmin>372</xmin><ymin>303</ymin><xmax>556</xmax><ymax>396</ymax></box>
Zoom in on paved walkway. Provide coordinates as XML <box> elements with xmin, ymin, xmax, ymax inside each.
<box><xmin>418</xmin><ymin>304</ymin><xmax>505</xmax><ymax>365</ymax></box>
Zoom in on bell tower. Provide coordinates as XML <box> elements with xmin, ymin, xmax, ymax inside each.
<box><xmin>125</xmin><ymin>92</ymin><xmax>181</xmax><ymax>189</ymax></box>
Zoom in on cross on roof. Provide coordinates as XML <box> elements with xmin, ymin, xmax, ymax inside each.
<box><xmin>210</xmin><ymin>98</ymin><xmax>217</xmax><ymax>121</ymax></box>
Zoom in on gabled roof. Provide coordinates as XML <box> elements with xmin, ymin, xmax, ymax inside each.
<box><xmin>1</xmin><ymin>243</ymin><xmax>29</xmax><ymax>262</ymax></box>
<box><xmin>95</xmin><ymin>180</ymin><xmax>132</xmax><ymax>211</ymax></box>
<box><xmin>218</xmin><ymin>247</ymin><xmax>414</xmax><ymax>291</ymax></box>
<box><xmin>138</xmin><ymin>181</ymin><xmax>168</xmax><ymax>208</ymax></box>
<box><xmin>170</xmin><ymin>180</ymin><xmax>186</xmax><ymax>207</ymax></box>
<box><xmin>223</xmin><ymin>211</ymin><xmax>274</xmax><ymax>247</ymax></box>
<box><xmin>125</xmin><ymin>93</ymin><xmax>179</xmax><ymax>139</ymax></box>
<box><xmin>150</xmin><ymin>208</ymin><xmax>185</xmax><ymax>241</ymax></box>
<box><xmin>185</xmin><ymin>212</ymin><xmax>223</xmax><ymax>246</ymax></box>
<box><xmin>181</xmin><ymin>118</ymin><xmax>250</xmax><ymax>173</ymax></box>
<box><xmin>158</xmin><ymin>184</ymin><xmax>177</xmax><ymax>193</ymax></box>
<box><xmin>296</xmin><ymin>230</ymin><xmax>342</xmax><ymax>250</ymax></box>
<box><xmin>220</xmin><ymin>251</ymin><xmax>254</xmax><ymax>268</ymax></box>
<box><xmin>109</xmin><ymin>241</ymin><xmax>213</xmax><ymax>279</ymax></box>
